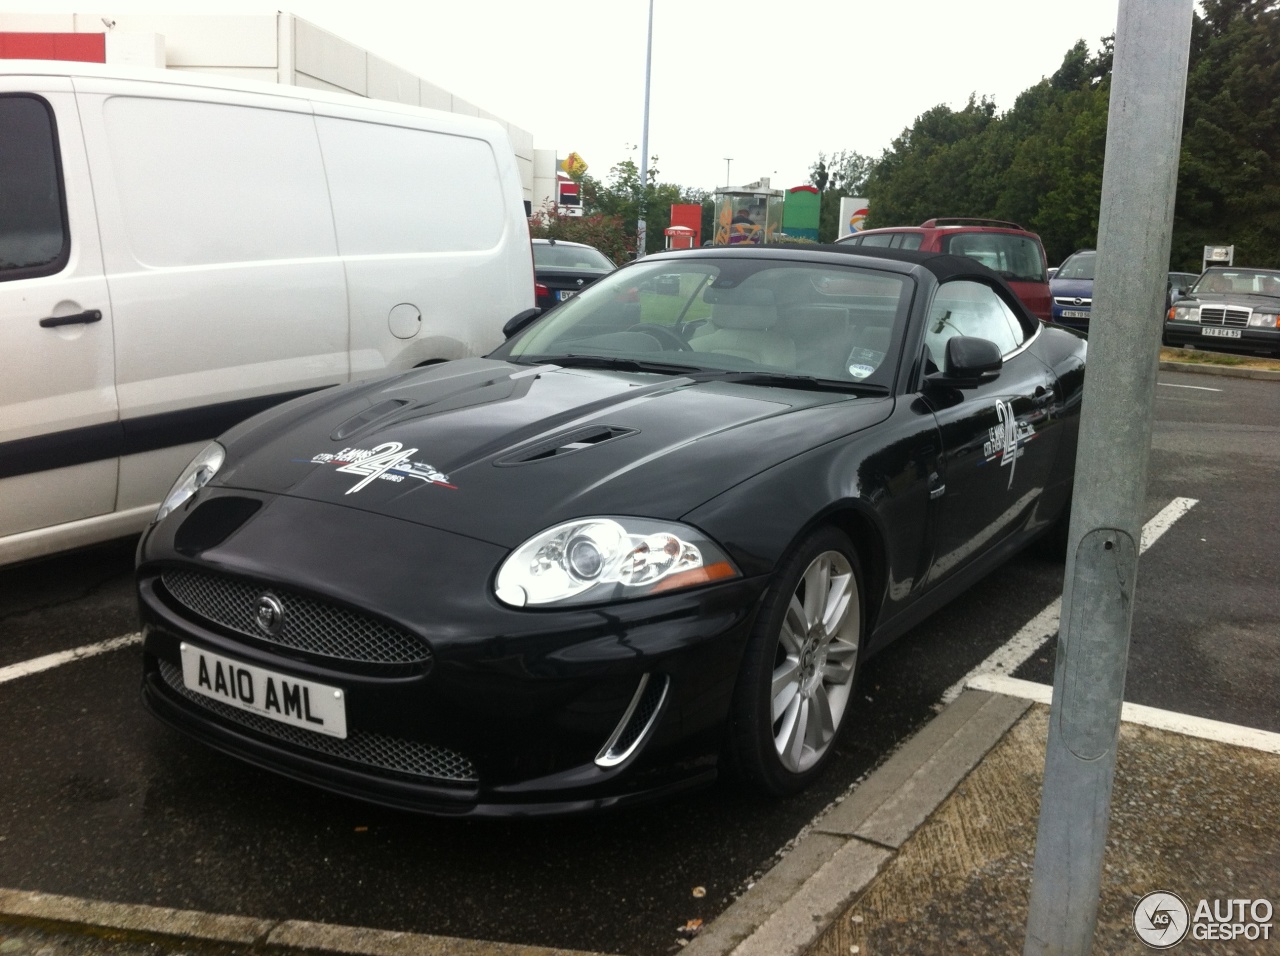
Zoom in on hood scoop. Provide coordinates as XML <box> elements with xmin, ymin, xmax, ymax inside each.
<box><xmin>496</xmin><ymin>426</ymin><xmax>638</xmax><ymax>465</ymax></box>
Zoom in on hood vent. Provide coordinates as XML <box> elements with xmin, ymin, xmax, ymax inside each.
<box><xmin>497</xmin><ymin>426</ymin><xmax>637</xmax><ymax>465</ymax></box>
<box><xmin>330</xmin><ymin>399</ymin><xmax>411</xmax><ymax>441</ymax></box>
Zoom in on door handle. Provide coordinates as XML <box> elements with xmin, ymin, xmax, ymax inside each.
<box><xmin>40</xmin><ymin>309</ymin><xmax>102</xmax><ymax>328</ymax></box>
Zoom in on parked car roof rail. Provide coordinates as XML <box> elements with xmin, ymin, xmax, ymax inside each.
<box><xmin>921</xmin><ymin>217</ymin><xmax>1027</xmax><ymax>230</ymax></box>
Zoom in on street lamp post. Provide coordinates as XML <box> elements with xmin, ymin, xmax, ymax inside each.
<box><xmin>636</xmin><ymin>0</ymin><xmax>654</xmax><ymax>260</ymax></box>
<box><xmin>724</xmin><ymin>157</ymin><xmax>732</xmax><ymax>187</ymax></box>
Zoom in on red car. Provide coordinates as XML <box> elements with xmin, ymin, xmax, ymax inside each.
<box><xmin>837</xmin><ymin>218</ymin><xmax>1052</xmax><ymax>322</ymax></box>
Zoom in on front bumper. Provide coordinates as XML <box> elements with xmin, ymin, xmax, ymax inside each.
<box><xmin>138</xmin><ymin>489</ymin><xmax>766</xmax><ymax>816</ymax></box>
<box><xmin>1163</xmin><ymin>321</ymin><xmax>1280</xmax><ymax>355</ymax></box>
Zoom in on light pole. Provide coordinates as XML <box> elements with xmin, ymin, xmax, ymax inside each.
<box><xmin>635</xmin><ymin>0</ymin><xmax>654</xmax><ymax>260</ymax></box>
<box><xmin>724</xmin><ymin>157</ymin><xmax>733</xmax><ymax>187</ymax></box>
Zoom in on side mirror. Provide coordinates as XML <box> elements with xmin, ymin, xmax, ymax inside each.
<box><xmin>926</xmin><ymin>336</ymin><xmax>1003</xmax><ymax>387</ymax></box>
<box><xmin>502</xmin><ymin>308</ymin><xmax>541</xmax><ymax>338</ymax></box>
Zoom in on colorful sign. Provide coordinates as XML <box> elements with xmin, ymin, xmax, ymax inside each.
<box><xmin>838</xmin><ymin>197</ymin><xmax>870</xmax><ymax>237</ymax></box>
<box><xmin>559</xmin><ymin>153</ymin><xmax>588</xmax><ymax>177</ymax></box>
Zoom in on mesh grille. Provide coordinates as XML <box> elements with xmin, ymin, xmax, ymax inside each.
<box><xmin>1200</xmin><ymin>306</ymin><xmax>1250</xmax><ymax>328</ymax></box>
<box><xmin>161</xmin><ymin>569</ymin><xmax>429</xmax><ymax>665</ymax></box>
<box><xmin>159</xmin><ymin>660</ymin><xmax>477</xmax><ymax>782</ymax></box>
<box><xmin>600</xmin><ymin>674</ymin><xmax>668</xmax><ymax>765</ymax></box>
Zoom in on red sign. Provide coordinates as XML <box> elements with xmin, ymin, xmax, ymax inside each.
<box><xmin>0</xmin><ymin>32</ymin><xmax>107</xmax><ymax>63</ymax></box>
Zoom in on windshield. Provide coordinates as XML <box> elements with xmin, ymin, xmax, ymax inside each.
<box><xmin>532</xmin><ymin>242</ymin><xmax>615</xmax><ymax>272</ymax></box>
<box><xmin>1192</xmin><ymin>268</ymin><xmax>1280</xmax><ymax>298</ymax></box>
<box><xmin>496</xmin><ymin>257</ymin><xmax>912</xmax><ymax>389</ymax></box>
<box><xmin>942</xmin><ymin>233</ymin><xmax>1046</xmax><ymax>282</ymax></box>
<box><xmin>1055</xmin><ymin>251</ymin><xmax>1096</xmax><ymax>281</ymax></box>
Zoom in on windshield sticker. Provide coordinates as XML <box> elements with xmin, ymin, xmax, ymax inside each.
<box><xmin>304</xmin><ymin>442</ymin><xmax>455</xmax><ymax>495</ymax></box>
<box><xmin>982</xmin><ymin>400</ymin><xmax>1036</xmax><ymax>490</ymax></box>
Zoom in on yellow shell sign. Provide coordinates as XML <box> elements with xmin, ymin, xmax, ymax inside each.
<box><xmin>559</xmin><ymin>153</ymin><xmax>588</xmax><ymax>177</ymax></box>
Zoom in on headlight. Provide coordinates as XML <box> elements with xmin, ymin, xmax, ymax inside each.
<box><xmin>1168</xmin><ymin>305</ymin><xmax>1197</xmax><ymax>322</ymax></box>
<box><xmin>494</xmin><ymin>517</ymin><xmax>739</xmax><ymax>607</ymax></box>
<box><xmin>153</xmin><ymin>442</ymin><xmax>225</xmax><ymax>523</ymax></box>
<box><xmin>1248</xmin><ymin>312</ymin><xmax>1280</xmax><ymax>328</ymax></box>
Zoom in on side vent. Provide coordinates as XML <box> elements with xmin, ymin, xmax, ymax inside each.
<box><xmin>497</xmin><ymin>426</ymin><xmax>637</xmax><ymax>465</ymax></box>
<box><xmin>595</xmin><ymin>673</ymin><xmax>669</xmax><ymax>768</ymax></box>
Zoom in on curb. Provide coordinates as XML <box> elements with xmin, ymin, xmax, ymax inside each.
<box><xmin>1159</xmin><ymin>357</ymin><xmax>1280</xmax><ymax>380</ymax></box>
<box><xmin>682</xmin><ymin>689</ymin><xmax>1030</xmax><ymax>956</ymax></box>
<box><xmin>0</xmin><ymin>887</ymin><xmax>609</xmax><ymax>956</ymax></box>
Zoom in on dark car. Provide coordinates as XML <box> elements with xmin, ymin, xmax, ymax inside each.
<box><xmin>532</xmin><ymin>238</ymin><xmax>615</xmax><ymax>311</ymax></box>
<box><xmin>836</xmin><ymin>218</ymin><xmax>1052</xmax><ymax>322</ymax></box>
<box><xmin>1163</xmin><ymin>266</ymin><xmax>1280</xmax><ymax>356</ymax></box>
<box><xmin>136</xmin><ymin>244</ymin><xmax>1086</xmax><ymax>817</ymax></box>
<box><xmin>1049</xmin><ymin>249</ymin><xmax>1095</xmax><ymax>330</ymax></box>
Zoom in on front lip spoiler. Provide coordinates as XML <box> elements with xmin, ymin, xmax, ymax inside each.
<box><xmin>142</xmin><ymin>670</ymin><xmax>717</xmax><ymax>818</ymax></box>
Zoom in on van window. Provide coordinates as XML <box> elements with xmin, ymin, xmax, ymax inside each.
<box><xmin>317</xmin><ymin>118</ymin><xmax>505</xmax><ymax>255</ymax></box>
<box><xmin>942</xmin><ymin>233</ymin><xmax>1046</xmax><ymax>282</ymax></box>
<box><xmin>0</xmin><ymin>95</ymin><xmax>69</xmax><ymax>280</ymax></box>
<box><xmin>924</xmin><ymin>280</ymin><xmax>1026</xmax><ymax>366</ymax></box>
<box><xmin>102</xmin><ymin>97</ymin><xmax>335</xmax><ymax>267</ymax></box>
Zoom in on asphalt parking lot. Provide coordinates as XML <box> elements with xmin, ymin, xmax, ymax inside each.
<box><xmin>0</xmin><ymin>365</ymin><xmax>1276</xmax><ymax>956</ymax></box>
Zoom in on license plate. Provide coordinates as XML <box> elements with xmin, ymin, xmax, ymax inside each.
<box><xmin>1059</xmin><ymin>309</ymin><xmax>1090</xmax><ymax>318</ymax></box>
<box><xmin>557</xmin><ymin>290</ymin><xmax>577</xmax><ymax>301</ymax></box>
<box><xmin>179</xmin><ymin>643</ymin><xmax>347</xmax><ymax>738</ymax></box>
<box><xmin>1201</xmin><ymin>327</ymin><xmax>1241</xmax><ymax>339</ymax></box>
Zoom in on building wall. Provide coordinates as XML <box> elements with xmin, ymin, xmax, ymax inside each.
<box><xmin>0</xmin><ymin>12</ymin><xmax>539</xmax><ymax>204</ymax></box>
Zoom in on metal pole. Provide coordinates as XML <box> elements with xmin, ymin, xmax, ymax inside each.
<box><xmin>724</xmin><ymin>157</ymin><xmax>733</xmax><ymax>187</ymax></box>
<box><xmin>635</xmin><ymin>0</ymin><xmax>653</xmax><ymax>260</ymax></box>
<box><xmin>1023</xmin><ymin>1</ymin><xmax>1193</xmax><ymax>953</ymax></box>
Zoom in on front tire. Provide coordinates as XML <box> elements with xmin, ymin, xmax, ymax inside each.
<box><xmin>729</xmin><ymin>527</ymin><xmax>864</xmax><ymax>796</ymax></box>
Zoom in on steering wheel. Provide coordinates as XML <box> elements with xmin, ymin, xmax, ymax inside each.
<box><xmin>626</xmin><ymin>323</ymin><xmax>693</xmax><ymax>351</ymax></box>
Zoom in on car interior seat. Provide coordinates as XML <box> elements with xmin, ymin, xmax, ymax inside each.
<box><xmin>690</xmin><ymin>287</ymin><xmax>795</xmax><ymax>368</ymax></box>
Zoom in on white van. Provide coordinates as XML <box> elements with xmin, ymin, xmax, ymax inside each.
<box><xmin>0</xmin><ymin>61</ymin><xmax>535</xmax><ymax>566</ymax></box>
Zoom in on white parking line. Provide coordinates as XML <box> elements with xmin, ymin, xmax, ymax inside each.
<box><xmin>940</xmin><ymin>497</ymin><xmax>1199</xmax><ymax>704</ymax></box>
<box><xmin>0</xmin><ymin>633</ymin><xmax>141</xmax><ymax>686</ymax></box>
<box><xmin>1159</xmin><ymin>382</ymin><xmax>1222</xmax><ymax>392</ymax></box>
<box><xmin>967</xmin><ymin>673</ymin><xmax>1280</xmax><ymax>755</ymax></box>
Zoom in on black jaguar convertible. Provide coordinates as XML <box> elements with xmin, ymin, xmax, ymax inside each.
<box><xmin>137</xmin><ymin>244</ymin><xmax>1086</xmax><ymax>816</ymax></box>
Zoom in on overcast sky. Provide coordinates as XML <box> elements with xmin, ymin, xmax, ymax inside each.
<box><xmin>10</xmin><ymin>0</ymin><xmax>1126</xmax><ymax>192</ymax></box>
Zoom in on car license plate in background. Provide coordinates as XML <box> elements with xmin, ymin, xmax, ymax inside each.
<box><xmin>557</xmin><ymin>290</ymin><xmax>577</xmax><ymax>301</ymax></box>
<box><xmin>1201</xmin><ymin>327</ymin><xmax>1242</xmax><ymax>339</ymax></box>
<box><xmin>179</xmin><ymin>643</ymin><xmax>348</xmax><ymax>738</ymax></box>
<box><xmin>1060</xmin><ymin>309</ymin><xmax>1090</xmax><ymax>318</ymax></box>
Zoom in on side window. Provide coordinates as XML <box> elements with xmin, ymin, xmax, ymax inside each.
<box><xmin>0</xmin><ymin>94</ymin><xmax>69</xmax><ymax>281</ymax></box>
<box><xmin>859</xmin><ymin>233</ymin><xmax>894</xmax><ymax>248</ymax></box>
<box><xmin>895</xmin><ymin>234</ymin><xmax>923</xmax><ymax>250</ymax></box>
<box><xmin>924</xmin><ymin>280</ymin><xmax>1025</xmax><ymax>367</ymax></box>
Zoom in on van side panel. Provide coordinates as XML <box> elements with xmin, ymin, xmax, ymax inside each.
<box><xmin>313</xmin><ymin>106</ymin><xmax>534</xmax><ymax>375</ymax></box>
<box><xmin>0</xmin><ymin>79</ymin><xmax>120</xmax><ymax>547</ymax></box>
<box><xmin>74</xmin><ymin>80</ymin><xmax>350</xmax><ymax>511</ymax></box>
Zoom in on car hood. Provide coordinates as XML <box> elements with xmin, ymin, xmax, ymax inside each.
<box><xmin>1181</xmin><ymin>292</ymin><xmax>1280</xmax><ymax>312</ymax></box>
<box><xmin>1050</xmin><ymin>278</ymin><xmax>1094</xmax><ymax>299</ymax></box>
<box><xmin>212</xmin><ymin>358</ymin><xmax>892</xmax><ymax>547</ymax></box>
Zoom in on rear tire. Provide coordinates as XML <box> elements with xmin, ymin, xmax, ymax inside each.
<box><xmin>729</xmin><ymin>527</ymin><xmax>864</xmax><ymax>796</ymax></box>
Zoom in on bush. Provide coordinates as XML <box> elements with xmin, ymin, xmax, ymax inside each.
<box><xmin>528</xmin><ymin>206</ymin><xmax>632</xmax><ymax>264</ymax></box>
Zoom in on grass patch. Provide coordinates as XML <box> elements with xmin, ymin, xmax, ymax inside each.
<box><xmin>1159</xmin><ymin>346</ymin><xmax>1280</xmax><ymax>370</ymax></box>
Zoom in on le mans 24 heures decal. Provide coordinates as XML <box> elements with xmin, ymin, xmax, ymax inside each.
<box><xmin>301</xmin><ymin>442</ymin><xmax>455</xmax><ymax>494</ymax></box>
<box><xmin>982</xmin><ymin>399</ymin><xmax>1037</xmax><ymax>490</ymax></box>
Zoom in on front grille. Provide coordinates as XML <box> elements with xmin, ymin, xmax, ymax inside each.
<box><xmin>1199</xmin><ymin>306</ymin><xmax>1250</xmax><ymax>328</ymax></box>
<box><xmin>161</xmin><ymin>569</ymin><xmax>429</xmax><ymax>666</ymax></box>
<box><xmin>1053</xmin><ymin>297</ymin><xmax>1092</xmax><ymax>306</ymax></box>
<box><xmin>159</xmin><ymin>660</ymin><xmax>477</xmax><ymax>782</ymax></box>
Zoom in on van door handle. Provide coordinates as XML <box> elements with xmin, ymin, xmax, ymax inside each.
<box><xmin>39</xmin><ymin>309</ymin><xmax>102</xmax><ymax>328</ymax></box>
